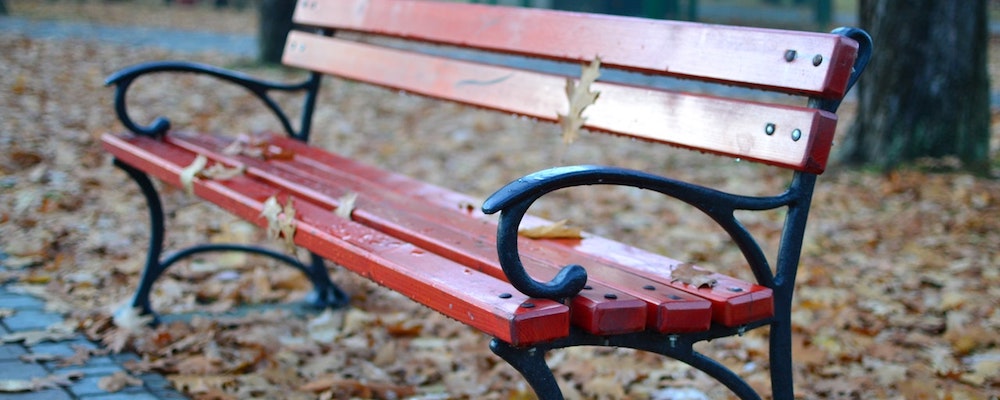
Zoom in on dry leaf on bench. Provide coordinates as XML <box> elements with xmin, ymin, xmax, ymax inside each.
<box><xmin>519</xmin><ymin>219</ymin><xmax>583</xmax><ymax>239</ymax></box>
<box><xmin>670</xmin><ymin>263</ymin><xmax>718</xmax><ymax>288</ymax></box>
<box><xmin>558</xmin><ymin>57</ymin><xmax>602</xmax><ymax>144</ymax></box>
<box><xmin>335</xmin><ymin>191</ymin><xmax>358</xmax><ymax>220</ymax></box>
<box><xmin>198</xmin><ymin>162</ymin><xmax>245</xmax><ymax>181</ymax></box>
<box><xmin>97</xmin><ymin>371</ymin><xmax>143</xmax><ymax>393</ymax></box>
<box><xmin>179</xmin><ymin>154</ymin><xmax>208</xmax><ymax>196</ymax></box>
<box><xmin>260</xmin><ymin>196</ymin><xmax>298</xmax><ymax>253</ymax></box>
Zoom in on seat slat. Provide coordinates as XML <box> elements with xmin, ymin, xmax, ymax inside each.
<box><xmin>283</xmin><ymin>31</ymin><xmax>839</xmax><ymax>173</ymax></box>
<box><xmin>101</xmin><ymin>133</ymin><xmax>570</xmax><ymax>347</ymax></box>
<box><xmin>292</xmin><ymin>0</ymin><xmax>858</xmax><ymax>98</ymax></box>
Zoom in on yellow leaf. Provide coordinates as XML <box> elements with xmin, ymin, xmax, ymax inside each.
<box><xmin>558</xmin><ymin>57</ymin><xmax>601</xmax><ymax>144</ymax></box>
<box><xmin>518</xmin><ymin>219</ymin><xmax>583</xmax><ymax>239</ymax></box>
<box><xmin>670</xmin><ymin>263</ymin><xmax>718</xmax><ymax>288</ymax></box>
<box><xmin>179</xmin><ymin>154</ymin><xmax>208</xmax><ymax>196</ymax></box>
<box><xmin>335</xmin><ymin>192</ymin><xmax>358</xmax><ymax>220</ymax></box>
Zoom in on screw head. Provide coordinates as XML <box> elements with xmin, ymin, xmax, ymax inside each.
<box><xmin>812</xmin><ymin>54</ymin><xmax>824</xmax><ymax>66</ymax></box>
<box><xmin>784</xmin><ymin>49</ymin><xmax>797</xmax><ymax>62</ymax></box>
<box><xmin>765</xmin><ymin>123</ymin><xmax>776</xmax><ymax>135</ymax></box>
<box><xmin>791</xmin><ymin>129</ymin><xmax>802</xmax><ymax>141</ymax></box>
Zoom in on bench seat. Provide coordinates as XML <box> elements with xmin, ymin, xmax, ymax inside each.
<box><xmin>103</xmin><ymin>131</ymin><xmax>775</xmax><ymax>340</ymax></box>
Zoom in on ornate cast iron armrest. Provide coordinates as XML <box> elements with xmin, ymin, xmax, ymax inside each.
<box><xmin>106</xmin><ymin>61</ymin><xmax>320</xmax><ymax>139</ymax></box>
<box><xmin>482</xmin><ymin>165</ymin><xmax>799</xmax><ymax>300</ymax></box>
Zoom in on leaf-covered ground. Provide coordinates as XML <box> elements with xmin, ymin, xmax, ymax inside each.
<box><xmin>1</xmin><ymin>2</ymin><xmax>999</xmax><ymax>399</ymax></box>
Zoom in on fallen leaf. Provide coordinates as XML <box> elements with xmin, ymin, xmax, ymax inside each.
<box><xmin>558</xmin><ymin>57</ymin><xmax>601</xmax><ymax>144</ymax></box>
<box><xmin>670</xmin><ymin>263</ymin><xmax>718</xmax><ymax>288</ymax></box>
<box><xmin>1</xmin><ymin>328</ymin><xmax>76</xmax><ymax>346</ymax></box>
<box><xmin>97</xmin><ymin>371</ymin><xmax>143</xmax><ymax>393</ymax></box>
<box><xmin>0</xmin><ymin>308</ymin><xmax>14</xmax><ymax>318</ymax></box>
<box><xmin>112</xmin><ymin>306</ymin><xmax>154</xmax><ymax>331</ymax></box>
<box><xmin>179</xmin><ymin>154</ymin><xmax>208</xmax><ymax>196</ymax></box>
<box><xmin>519</xmin><ymin>219</ymin><xmax>583</xmax><ymax>239</ymax></box>
<box><xmin>198</xmin><ymin>162</ymin><xmax>245</xmax><ymax>181</ymax></box>
<box><xmin>260</xmin><ymin>195</ymin><xmax>283</xmax><ymax>241</ymax></box>
<box><xmin>0</xmin><ymin>372</ymin><xmax>83</xmax><ymax>393</ymax></box>
<box><xmin>335</xmin><ymin>191</ymin><xmax>358</xmax><ymax>220</ymax></box>
<box><xmin>278</xmin><ymin>198</ymin><xmax>297</xmax><ymax>253</ymax></box>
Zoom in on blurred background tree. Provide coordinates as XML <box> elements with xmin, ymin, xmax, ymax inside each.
<box><xmin>841</xmin><ymin>0</ymin><xmax>991</xmax><ymax>173</ymax></box>
<box><xmin>258</xmin><ymin>0</ymin><xmax>295</xmax><ymax>64</ymax></box>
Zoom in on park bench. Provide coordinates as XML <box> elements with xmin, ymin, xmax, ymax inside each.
<box><xmin>101</xmin><ymin>1</ymin><xmax>871</xmax><ymax>398</ymax></box>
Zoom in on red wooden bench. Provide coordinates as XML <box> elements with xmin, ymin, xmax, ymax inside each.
<box><xmin>102</xmin><ymin>1</ymin><xmax>871</xmax><ymax>398</ymax></box>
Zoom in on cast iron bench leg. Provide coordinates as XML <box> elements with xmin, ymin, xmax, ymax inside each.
<box><xmin>113</xmin><ymin>159</ymin><xmax>349</xmax><ymax>325</ymax></box>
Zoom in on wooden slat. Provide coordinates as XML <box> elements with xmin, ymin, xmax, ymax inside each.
<box><xmin>283</xmin><ymin>32</ymin><xmax>839</xmax><ymax>173</ymax></box>
<box><xmin>102</xmin><ymin>133</ymin><xmax>570</xmax><ymax>347</ymax></box>
<box><xmin>292</xmin><ymin>0</ymin><xmax>858</xmax><ymax>98</ymax></box>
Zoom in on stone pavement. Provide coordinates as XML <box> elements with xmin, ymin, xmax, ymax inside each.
<box><xmin>0</xmin><ymin>286</ymin><xmax>187</xmax><ymax>400</ymax></box>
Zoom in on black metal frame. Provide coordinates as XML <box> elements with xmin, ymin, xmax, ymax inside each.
<box><xmin>106</xmin><ymin>49</ymin><xmax>349</xmax><ymax>323</ymax></box>
<box><xmin>481</xmin><ymin>27</ymin><xmax>872</xmax><ymax>400</ymax></box>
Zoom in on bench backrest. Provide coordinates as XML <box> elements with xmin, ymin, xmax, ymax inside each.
<box><xmin>284</xmin><ymin>0</ymin><xmax>862</xmax><ymax>174</ymax></box>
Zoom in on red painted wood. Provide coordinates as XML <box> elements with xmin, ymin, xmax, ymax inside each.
<box><xmin>283</xmin><ymin>32</ymin><xmax>839</xmax><ymax>173</ymax></box>
<box><xmin>292</xmin><ymin>0</ymin><xmax>858</xmax><ymax>98</ymax></box>
<box><xmin>168</xmin><ymin>134</ymin><xmax>653</xmax><ymax>335</ymax></box>
<box><xmin>263</xmin><ymin>134</ymin><xmax>768</xmax><ymax>328</ymax></box>
<box><xmin>167</xmin><ymin>133</ymin><xmax>773</xmax><ymax>331</ymax></box>
<box><xmin>102</xmin><ymin>133</ymin><xmax>570</xmax><ymax>346</ymax></box>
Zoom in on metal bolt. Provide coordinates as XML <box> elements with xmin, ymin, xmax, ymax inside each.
<box><xmin>583</xmin><ymin>285</ymin><xmax>593</xmax><ymax>290</ymax></box>
<box><xmin>669</xmin><ymin>335</ymin><xmax>679</xmax><ymax>348</ymax></box>
<box><xmin>765</xmin><ymin>123</ymin><xmax>776</xmax><ymax>135</ymax></box>
<box><xmin>499</xmin><ymin>293</ymin><xmax>513</xmax><ymax>299</ymax></box>
<box><xmin>784</xmin><ymin>49</ymin><xmax>797</xmax><ymax>62</ymax></box>
<box><xmin>791</xmin><ymin>129</ymin><xmax>802</xmax><ymax>141</ymax></box>
<box><xmin>728</xmin><ymin>287</ymin><xmax>745</xmax><ymax>293</ymax></box>
<box><xmin>642</xmin><ymin>285</ymin><xmax>656</xmax><ymax>291</ymax></box>
<box><xmin>604</xmin><ymin>293</ymin><xmax>618</xmax><ymax>300</ymax></box>
<box><xmin>521</xmin><ymin>302</ymin><xmax>535</xmax><ymax>309</ymax></box>
<box><xmin>812</xmin><ymin>54</ymin><xmax>824</xmax><ymax>66</ymax></box>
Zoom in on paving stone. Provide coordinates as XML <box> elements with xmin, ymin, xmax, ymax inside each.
<box><xmin>50</xmin><ymin>361</ymin><xmax>124</xmax><ymax>377</ymax></box>
<box><xmin>2</xmin><ymin>310</ymin><xmax>65</xmax><ymax>331</ymax></box>
<box><xmin>66</xmin><ymin>375</ymin><xmax>149</xmax><ymax>397</ymax></box>
<box><xmin>0</xmin><ymin>294</ymin><xmax>46</xmax><ymax>311</ymax></box>
<box><xmin>0</xmin><ymin>360</ymin><xmax>50</xmax><ymax>380</ymax></box>
<box><xmin>0</xmin><ymin>388</ymin><xmax>73</xmax><ymax>400</ymax></box>
<box><xmin>78</xmin><ymin>393</ymin><xmax>161</xmax><ymax>400</ymax></box>
<box><xmin>29</xmin><ymin>340</ymin><xmax>95</xmax><ymax>358</ymax></box>
<box><xmin>0</xmin><ymin>343</ymin><xmax>27</xmax><ymax>360</ymax></box>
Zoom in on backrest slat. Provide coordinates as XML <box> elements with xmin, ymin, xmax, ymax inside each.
<box><xmin>284</xmin><ymin>31</ymin><xmax>838</xmax><ymax>172</ymax></box>
<box><xmin>292</xmin><ymin>0</ymin><xmax>859</xmax><ymax>98</ymax></box>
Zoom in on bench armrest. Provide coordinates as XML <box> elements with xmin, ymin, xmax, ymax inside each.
<box><xmin>483</xmin><ymin>165</ymin><xmax>797</xmax><ymax>300</ymax></box>
<box><xmin>106</xmin><ymin>61</ymin><xmax>320</xmax><ymax>140</ymax></box>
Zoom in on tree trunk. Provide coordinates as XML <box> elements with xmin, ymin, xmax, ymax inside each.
<box><xmin>258</xmin><ymin>0</ymin><xmax>296</xmax><ymax>64</ymax></box>
<box><xmin>0</xmin><ymin>0</ymin><xmax>8</xmax><ymax>16</ymax></box>
<box><xmin>840</xmin><ymin>0</ymin><xmax>990</xmax><ymax>172</ymax></box>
